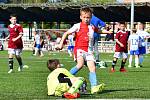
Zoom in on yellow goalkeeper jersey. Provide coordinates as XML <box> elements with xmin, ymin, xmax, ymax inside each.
<box><xmin>47</xmin><ymin>68</ymin><xmax>74</xmax><ymax>96</ymax></box>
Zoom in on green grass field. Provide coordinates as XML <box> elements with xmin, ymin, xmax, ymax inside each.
<box><xmin>0</xmin><ymin>50</ymin><xmax>150</xmax><ymax>99</ymax></box>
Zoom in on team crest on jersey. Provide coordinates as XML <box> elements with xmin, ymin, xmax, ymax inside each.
<box><xmin>14</xmin><ymin>28</ymin><xmax>17</xmax><ymax>32</ymax></box>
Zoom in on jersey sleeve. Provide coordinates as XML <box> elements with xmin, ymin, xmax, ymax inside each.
<box><xmin>67</xmin><ymin>23</ymin><xmax>79</xmax><ymax>34</ymax></box>
<box><xmin>61</xmin><ymin>68</ymin><xmax>74</xmax><ymax>77</ymax></box>
<box><xmin>17</xmin><ymin>25</ymin><xmax>23</xmax><ymax>34</ymax></box>
<box><xmin>115</xmin><ymin>32</ymin><xmax>120</xmax><ymax>39</ymax></box>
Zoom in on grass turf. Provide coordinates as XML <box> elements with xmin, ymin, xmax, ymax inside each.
<box><xmin>0</xmin><ymin>50</ymin><xmax>150</xmax><ymax>99</ymax></box>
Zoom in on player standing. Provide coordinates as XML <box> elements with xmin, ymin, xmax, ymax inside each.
<box><xmin>128</xmin><ymin>29</ymin><xmax>140</xmax><ymax>68</ymax></box>
<box><xmin>6</xmin><ymin>14</ymin><xmax>27</xmax><ymax>73</ymax></box>
<box><xmin>136</xmin><ymin>22</ymin><xmax>150</xmax><ymax>67</ymax></box>
<box><xmin>111</xmin><ymin>22</ymin><xmax>129</xmax><ymax>72</ymax></box>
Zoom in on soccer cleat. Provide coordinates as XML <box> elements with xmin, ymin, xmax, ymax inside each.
<box><xmin>18</xmin><ymin>67</ymin><xmax>23</xmax><ymax>72</ymax></box>
<box><xmin>63</xmin><ymin>92</ymin><xmax>80</xmax><ymax>99</ymax></box>
<box><xmin>91</xmin><ymin>83</ymin><xmax>105</xmax><ymax>94</ymax></box>
<box><xmin>135</xmin><ymin>65</ymin><xmax>140</xmax><ymax>68</ymax></box>
<box><xmin>128</xmin><ymin>65</ymin><xmax>132</xmax><ymax>68</ymax></box>
<box><xmin>110</xmin><ymin>67</ymin><xmax>115</xmax><ymax>72</ymax></box>
<box><xmin>8</xmin><ymin>69</ymin><xmax>13</xmax><ymax>73</ymax></box>
<box><xmin>139</xmin><ymin>64</ymin><xmax>143</xmax><ymax>67</ymax></box>
<box><xmin>120</xmin><ymin>68</ymin><xmax>127</xmax><ymax>72</ymax></box>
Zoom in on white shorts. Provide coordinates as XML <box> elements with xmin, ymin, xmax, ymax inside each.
<box><xmin>113</xmin><ymin>52</ymin><xmax>128</xmax><ymax>59</ymax></box>
<box><xmin>76</xmin><ymin>49</ymin><xmax>95</xmax><ymax>61</ymax></box>
<box><xmin>8</xmin><ymin>48</ymin><xmax>22</xmax><ymax>56</ymax></box>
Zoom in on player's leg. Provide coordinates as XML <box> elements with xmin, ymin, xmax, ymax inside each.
<box><xmin>128</xmin><ymin>50</ymin><xmax>133</xmax><ymax>67</ymax></box>
<box><xmin>86</xmin><ymin>53</ymin><xmax>105</xmax><ymax>94</ymax></box>
<box><xmin>8</xmin><ymin>49</ymin><xmax>15</xmax><ymax>73</ymax></box>
<box><xmin>70</xmin><ymin>49</ymin><xmax>84</xmax><ymax>75</ymax></box>
<box><xmin>67</xmin><ymin>46</ymin><xmax>72</xmax><ymax>57</ymax></box>
<box><xmin>135</xmin><ymin>50</ymin><xmax>140</xmax><ymax>68</ymax></box>
<box><xmin>94</xmin><ymin>39</ymin><xmax>100</xmax><ymax>62</ymax></box>
<box><xmin>139</xmin><ymin>47</ymin><xmax>146</xmax><ymax>67</ymax></box>
<box><xmin>70</xmin><ymin>56</ymin><xmax>84</xmax><ymax>75</ymax></box>
<box><xmin>111</xmin><ymin>52</ymin><xmax>120</xmax><ymax>71</ymax></box>
<box><xmin>120</xmin><ymin>52</ymin><xmax>128</xmax><ymax>72</ymax></box>
<box><xmin>68</xmin><ymin>77</ymin><xmax>84</xmax><ymax>94</ymax></box>
<box><xmin>63</xmin><ymin>77</ymin><xmax>84</xmax><ymax>99</ymax></box>
<box><xmin>15</xmin><ymin>49</ymin><xmax>23</xmax><ymax>71</ymax></box>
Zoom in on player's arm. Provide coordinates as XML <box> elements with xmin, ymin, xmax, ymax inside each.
<box><xmin>128</xmin><ymin>40</ymin><xmax>130</xmax><ymax>51</ymax></box>
<box><xmin>101</xmin><ymin>28</ymin><xmax>113</xmax><ymax>34</ymax></box>
<box><xmin>12</xmin><ymin>25</ymin><xmax>23</xmax><ymax>42</ymax></box>
<box><xmin>12</xmin><ymin>32</ymin><xmax>23</xmax><ymax>42</ymax></box>
<box><xmin>57</xmin><ymin>24</ymin><xmax>78</xmax><ymax>49</ymax></box>
<box><xmin>115</xmin><ymin>39</ymin><xmax>124</xmax><ymax>47</ymax></box>
<box><xmin>5</xmin><ymin>34</ymin><xmax>10</xmax><ymax>41</ymax></box>
<box><xmin>57</xmin><ymin>31</ymin><xmax>71</xmax><ymax>49</ymax></box>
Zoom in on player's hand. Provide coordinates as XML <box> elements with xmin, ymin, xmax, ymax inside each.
<box><xmin>55</xmin><ymin>44</ymin><xmax>63</xmax><ymax>50</ymax></box>
<box><xmin>12</xmin><ymin>38</ymin><xmax>17</xmax><ymax>42</ymax></box>
<box><xmin>120</xmin><ymin>43</ymin><xmax>124</xmax><ymax>47</ymax></box>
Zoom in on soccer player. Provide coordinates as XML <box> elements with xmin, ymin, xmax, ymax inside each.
<box><xmin>136</xmin><ymin>22</ymin><xmax>150</xmax><ymax>67</ymax></box>
<box><xmin>33</xmin><ymin>32</ymin><xmax>44</xmax><ymax>57</ymax></box>
<box><xmin>111</xmin><ymin>22</ymin><xmax>129</xmax><ymax>72</ymax></box>
<box><xmin>128</xmin><ymin>29</ymin><xmax>140</xmax><ymax>68</ymax></box>
<box><xmin>47</xmin><ymin>59</ymin><xmax>84</xmax><ymax>99</ymax></box>
<box><xmin>56</xmin><ymin>7</ymin><xmax>105</xmax><ymax>94</ymax></box>
<box><xmin>90</xmin><ymin>14</ymin><xmax>106</xmax><ymax>62</ymax></box>
<box><xmin>6</xmin><ymin>14</ymin><xmax>27</xmax><ymax>73</ymax></box>
<box><xmin>67</xmin><ymin>34</ymin><xmax>74</xmax><ymax>57</ymax></box>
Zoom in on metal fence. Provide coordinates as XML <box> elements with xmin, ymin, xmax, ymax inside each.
<box><xmin>1</xmin><ymin>39</ymin><xmax>150</xmax><ymax>54</ymax></box>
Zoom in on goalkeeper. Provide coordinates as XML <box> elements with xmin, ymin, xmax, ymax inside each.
<box><xmin>47</xmin><ymin>59</ymin><xmax>85</xmax><ymax>99</ymax></box>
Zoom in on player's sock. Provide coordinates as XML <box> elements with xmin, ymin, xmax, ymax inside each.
<box><xmin>16</xmin><ymin>56</ymin><xmax>23</xmax><ymax>68</ymax></box>
<box><xmin>89</xmin><ymin>72</ymin><xmax>97</xmax><ymax>88</ymax></box>
<box><xmin>68</xmin><ymin>50</ymin><xmax>72</xmax><ymax>56</ymax></box>
<box><xmin>9</xmin><ymin>58</ymin><xmax>13</xmax><ymax>69</ymax></box>
<box><xmin>112</xmin><ymin>60</ymin><xmax>117</xmax><ymax>68</ymax></box>
<box><xmin>129</xmin><ymin>55</ymin><xmax>133</xmax><ymax>66</ymax></box>
<box><xmin>33</xmin><ymin>49</ymin><xmax>35</xmax><ymax>54</ymax></box>
<box><xmin>121</xmin><ymin>60</ymin><xmax>126</xmax><ymax>68</ymax></box>
<box><xmin>68</xmin><ymin>77</ymin><xmax>84</xmax><ymax>94</ymax></box>
<box><xmin>139</xmin><ymin>55</ymin><xmax>143</xmax><ymax>65</ymax></box>
<box><xmin>135</xmin><ymin>56</ymin><xmax>139</xmax><ymax>66</ymax></box>
<box><xmin>70</xmin><ymin>66</ymin><xmax>79</xmax><ymax>75</ymax></box>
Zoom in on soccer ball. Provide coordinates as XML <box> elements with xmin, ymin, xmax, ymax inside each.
<box><xmin>23</xmin><ymin>65</ymin><xmax>29</xmax><ymax>69</ymax></box>
<box><xmin>96</xmin><ymin>61</ymin><xmax>107</xmax><ymax>68</ymax></box>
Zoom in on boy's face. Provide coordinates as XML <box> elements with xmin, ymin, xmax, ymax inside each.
<box><xmin>80</xmin><ymin>11</ymin><xmax>91</xmax><ymax>24</ymax></box>
<box><xmin>138</xmin><ymin>23</ymin><xmax>144</xmax><ymax>30</ymax></box>
<box><xmin>10</xmin><ymin>17</ymin><xmax>17</xmax><ymax>25</ymax></box>
<box><xmin>120</xmin><ymin>24</ymin><xmax>125</xmax><ymax>31</ymax></box>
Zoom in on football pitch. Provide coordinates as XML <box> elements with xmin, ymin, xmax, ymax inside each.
<box><xmin>0</xmin><ymin>50</ymin><xmax>150</xmax><ymax>99</ymax></box>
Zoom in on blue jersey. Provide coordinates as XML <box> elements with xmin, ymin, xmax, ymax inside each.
<box><xmin>90</xmin><ymin>15</ymin><xmax>106</xmax><ymax>38</ymax></box>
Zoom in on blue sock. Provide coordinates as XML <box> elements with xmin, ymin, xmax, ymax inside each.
<box><xmin>89</xmin><ymin>72</ymin><xmax>97</xmax><ymax>88</ymax></box>
<box><xmin>139</xmin><ymin>56</ymin><xmax>143</xmax><ymax>65</ymax></box>
<box><xmin>70</xmin><ymin>66</ymin><xmax>79</xmax><ymax>75</ymax></box>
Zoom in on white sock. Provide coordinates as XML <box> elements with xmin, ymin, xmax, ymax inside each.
<box><xmin>68</xmin><ymin>50</ymin><xmax>72</xmax><ymax>56</ymax></box>
<box><xmin>135</xmin><ymin>55</ymin><xmax>139</xmax><ymax>66</ymax></box>
<box><xmin>129</xmin><ymin>55</ymin><xmax>133</xmax><ymax>66</ymax></box>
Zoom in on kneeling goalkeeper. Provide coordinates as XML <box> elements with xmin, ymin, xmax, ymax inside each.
<box><xmin>47</xmin><ymin>59</ymin><xmax>85</xmax><ymax>99</ymax></box>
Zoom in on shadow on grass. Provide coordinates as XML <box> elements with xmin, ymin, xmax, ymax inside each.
<box><xmin>102</xmin><ymin>88</ymin><xmax>140</xmax><ymax>94</ymax></box>
<box><xmin>129</xmin><ymin>70</ymin><xmax>150</xmax><ymax>72</ymax></box>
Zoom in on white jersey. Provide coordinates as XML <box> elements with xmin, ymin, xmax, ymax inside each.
<box><xmin>136</xmin><ymin>30</ymin><xmax>150</xmax><ymax>47</ymax></box>
<box><xmin>128</xmin><ymin>34</ymin><xmax>140</xmax><ymax>50</ymax></box>
<box><xmin>68</xmin><ymin>34</ymin><xmax>74</xmax><ymax>46</ymax></box>
<box><xmin>35</xmin><ymin>34</ymin><xmax>40</xmax><ymax>44</ymax></box>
